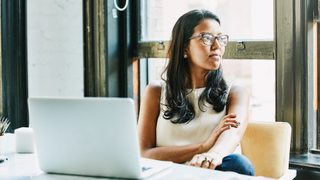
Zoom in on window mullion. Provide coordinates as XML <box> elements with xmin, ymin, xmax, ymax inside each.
<box><xmin>317</xmin><ymin>22</ymin><xmax>320</xmax><ymax>150</ymax></box>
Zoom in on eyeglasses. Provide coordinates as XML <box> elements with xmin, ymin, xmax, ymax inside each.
<box><xmin>189</xmin><ymin>33</ymin><xmax>229</xmax><ymax>46</ymax></box>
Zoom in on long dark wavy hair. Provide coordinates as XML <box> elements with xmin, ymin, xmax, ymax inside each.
<box><xmin>161</xmin><ymin>9</ymin><xmax>228</xmax><ymax>124</ymax></box>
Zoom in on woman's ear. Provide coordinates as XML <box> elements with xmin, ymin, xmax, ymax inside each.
<box><xmin>183</xmin><ymin>45</ymin><xmax>189</xmax><ymax>58</ymax></box>
<box><xmin>183</xmin><ymin>48</ymin><xmax>188</xmax><ymax>59</ymax></box>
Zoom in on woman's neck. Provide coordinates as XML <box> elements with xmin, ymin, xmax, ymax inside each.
<box><xmin>188</xmin><ymin>70</ymin><xmax>209</xmax><ymax>89</ymax></box>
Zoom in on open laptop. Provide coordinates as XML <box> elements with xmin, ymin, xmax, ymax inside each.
<box><xmin>28</xmin><ymin>97</ymin><xmax>172</xmax><ymax>179</ymax></box>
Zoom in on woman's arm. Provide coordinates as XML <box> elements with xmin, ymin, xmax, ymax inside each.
<box><xmin>137</xmin><ymin>82</ymin><xmax>239</xmax><ymax>163</ymax></box>
<box><xmin>190</xmin><ymin>84</ymin><xmax>250</xmax><ymax>169</ymax></box>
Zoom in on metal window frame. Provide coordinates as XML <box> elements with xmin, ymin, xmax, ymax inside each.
<box><xmin>318</xmin><ymin>23</ymin><xmax>320</xmax><ymax>151</ymax></box>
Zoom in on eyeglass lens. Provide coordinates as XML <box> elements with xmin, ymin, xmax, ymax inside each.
<box><xmin>202</xmin><ymin>34</ymin><xmax>228</xmax><ymax>46</ymax></box>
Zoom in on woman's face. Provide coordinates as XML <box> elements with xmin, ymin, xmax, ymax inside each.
<box><xmin>185</xmin><ymin>19</ymin><xmax>225</xmax><ymax>74</ymax></box>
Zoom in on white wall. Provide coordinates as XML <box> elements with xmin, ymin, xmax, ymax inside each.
<box><xmin>27</xmin><ymin>0</ymin><xmax>83</xmax><ymax>97</ymax></box>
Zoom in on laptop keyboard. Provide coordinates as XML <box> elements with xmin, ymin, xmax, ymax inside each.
<box><xmin>142</xmin><ymin>167</ymin><xmax>152</xmax><ymax>172</ymax></box>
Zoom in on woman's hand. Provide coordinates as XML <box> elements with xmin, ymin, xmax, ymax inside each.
<box><xmin>201</xmin><ymin>114</ymin><xmax>240</xmax><ymax>152</ymax></box>
<box><xmin>189</xmin><ymin>152</ymin><xmax>223</xmax><ymax>170</ymax></box>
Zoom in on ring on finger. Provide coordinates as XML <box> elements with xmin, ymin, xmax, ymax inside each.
<box><xmin>203</xmin><ymin>157</ymin><xmax>211</xmax><ymax>164</ymax></box>
<box><xmin>203</xmin><ymin>157</ymin><xmax>208</xmax><ymax>163</ymax></box>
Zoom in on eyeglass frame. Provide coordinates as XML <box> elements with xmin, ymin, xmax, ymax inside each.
<box><xmin>189</xmin><ymin>33</ymin><xmax>229</xmax><ymax>46</ymax></box>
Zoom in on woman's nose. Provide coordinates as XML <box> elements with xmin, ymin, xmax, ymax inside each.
<box><xmin>211</xmin><ymin>39</ymin><xmax>221</xmax><ymax>49</ymax></box>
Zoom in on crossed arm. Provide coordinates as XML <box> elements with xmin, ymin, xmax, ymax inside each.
<box><xmin>137</xmin><ymin>81</ymin><xmax>249</xmax><ymax>168</ymax></box>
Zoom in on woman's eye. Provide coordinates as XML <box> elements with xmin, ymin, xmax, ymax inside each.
<box><xmin>203</xmin><ymin>35</ymin><xmax>212</xmax><ymax>40</ymax></box>
<box><xmin>219</xmin><ymin>36</ymin><xmax>227</xmax><ymax>41</ymax></box>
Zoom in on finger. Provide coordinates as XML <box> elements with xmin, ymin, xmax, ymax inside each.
<box><xmin>223</xmin><ymin>114</ymin><xmax>237</xmax><ymax>119</ymax></box>
<box><xmin>201</xmin><ymin>159</ymin><xmax>211</xmax><ymax>169</ymax></box>
<box><xmin>209</xmin><ymin>161</ymin><xmax>217</xmax><ymax>170</ymax></box>
<box><xmin>224</xmin><ymin>115</ymin><xmax>241</xmax><ymax>125</ymax></box>
<box><xmin>209</xmin><ymin>159</ymin><xmax>222</xmax><ymax>170</ymax></box>
<box><xmin>189</xmin><ymin>155</ymin><xmax>200</xmax><ymax>166</ymax></box>
<box><xmin>226</xmin><ymin>113</ymin><xmax>237</xmax><ymax>118</ymax></box>
<box><xmin>224</xmin><ymin>118</ymin><xmax>238</xmax><ymax>123</ymax></box>
<box><xmin>217</xmin><ymin>126</ymin><xmax>231</xmax><ymax>135</ymax></box>
<box><xmin>222</xmin><ymin>122</ymin><xmax>239</xmax><ymax>128</ymax></box>
<box><xmin>217</xmin><ymin>119</ymin><xmax>237</xmax><ymax>129</ymax></box>
<box><xmin>221</xmin><ymin>125</ymin><xmax>231</xmax><ymax>131</ymax></box>
<box><xmin>190</xmin><ymin>155</ymin><xmax>205</xmax><ymax>167</ymax></box>
<box><xmin>194</xmin><ymin>156</ymin><xmax>206</xmax><ymax>167</ymax></box>
<box><xmin>221</xmin><ymin>117</ymin><xmax>238</xmax><ymax>125</ymax></box>
<box><xmin>223</xmin><ymin>119</ymin><xmax>241</xmax><ymax>127</ymax></box>
<box><xmin>219</xmin><ymin>122</ymin><xmax>238</xmax><ymax>129</ymax></box>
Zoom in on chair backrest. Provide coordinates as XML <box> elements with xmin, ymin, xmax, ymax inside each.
<box><xmin>241</xmin><ymin>121</ymin><xmax>291</xmax><ymax>179</ymax></box>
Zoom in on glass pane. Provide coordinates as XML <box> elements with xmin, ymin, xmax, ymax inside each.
<box><xmin>221</xmin><ymin>60</ymin><xmax>275</xmax><ymax>122</ymax></box>
<box><xmin>147</xmin><ymin>59</ymin><xmax>275</xmax><ymax>122</ymax></box>
<box><xmin>141</xmin><ymin>0</ymin><xmax>273</xmax><ymax>41</ymax></box>
<box><xmin>148</xmin><ymin>58</ymin><xmax>167</xmax><ymax>82</ymax></box>
<box><xmin>28</xmin><ymin>0</ymin><xmax>83</xmax><ymax>97</ymax></box>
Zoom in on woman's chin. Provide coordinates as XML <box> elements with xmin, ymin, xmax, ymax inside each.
<box><xmin>209</xmin><ymin>63</ymin><xmax>220</xmax><ymax>70</ymax></box>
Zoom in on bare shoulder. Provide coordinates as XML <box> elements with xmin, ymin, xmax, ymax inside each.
<box><xmin>143</xmin><ymin>81</ymin><xmax>162</xmax><ymax>99</ymax></box>
<box><xmin>229</xmin><ymin>83</ymin><xmax>248</xmax><ymax>96</ymax></box>
<box><xmin>228</xmin><ymin>83</ymin><xmax>249</xmax><ymax>102</ymax></box>
<box><xmin>145</xmin><ymin>81</ymin><xmax>162</xmax><ymax>92</ymax></box>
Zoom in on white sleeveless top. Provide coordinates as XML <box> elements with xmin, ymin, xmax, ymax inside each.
<box><xmin>156</xmin><ymin>81</ymin><xmax>241</xmax><ymax>154</ymax></box>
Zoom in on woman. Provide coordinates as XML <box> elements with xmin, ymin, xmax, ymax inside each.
<box><xmin>137</xmin><ymin>9</ymin><xmax>255</xmax><ymax>176</ymax></box>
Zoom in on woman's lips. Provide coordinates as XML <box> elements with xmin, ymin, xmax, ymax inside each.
<box><xmin>209</xmin><ymin>54</ymin><xmax>220</xmax><ymax>58</ymax></box>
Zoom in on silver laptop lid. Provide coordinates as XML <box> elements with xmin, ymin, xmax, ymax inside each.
<box><xmin>28</xmin><ymin>97</ymin><xmax>142</xmax><ymax>179</ymax></box>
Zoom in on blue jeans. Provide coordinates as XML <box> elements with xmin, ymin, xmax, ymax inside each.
<box><xmin>215</xmin><ymin>154</ymin><xmax>255</xmax><ymax>176</ymax></box>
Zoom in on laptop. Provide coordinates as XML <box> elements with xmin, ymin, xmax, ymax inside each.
<box><xmin>28</xmin><ymin>97</ymin><xmax>172</xmax><ymax>179</ymax></box>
